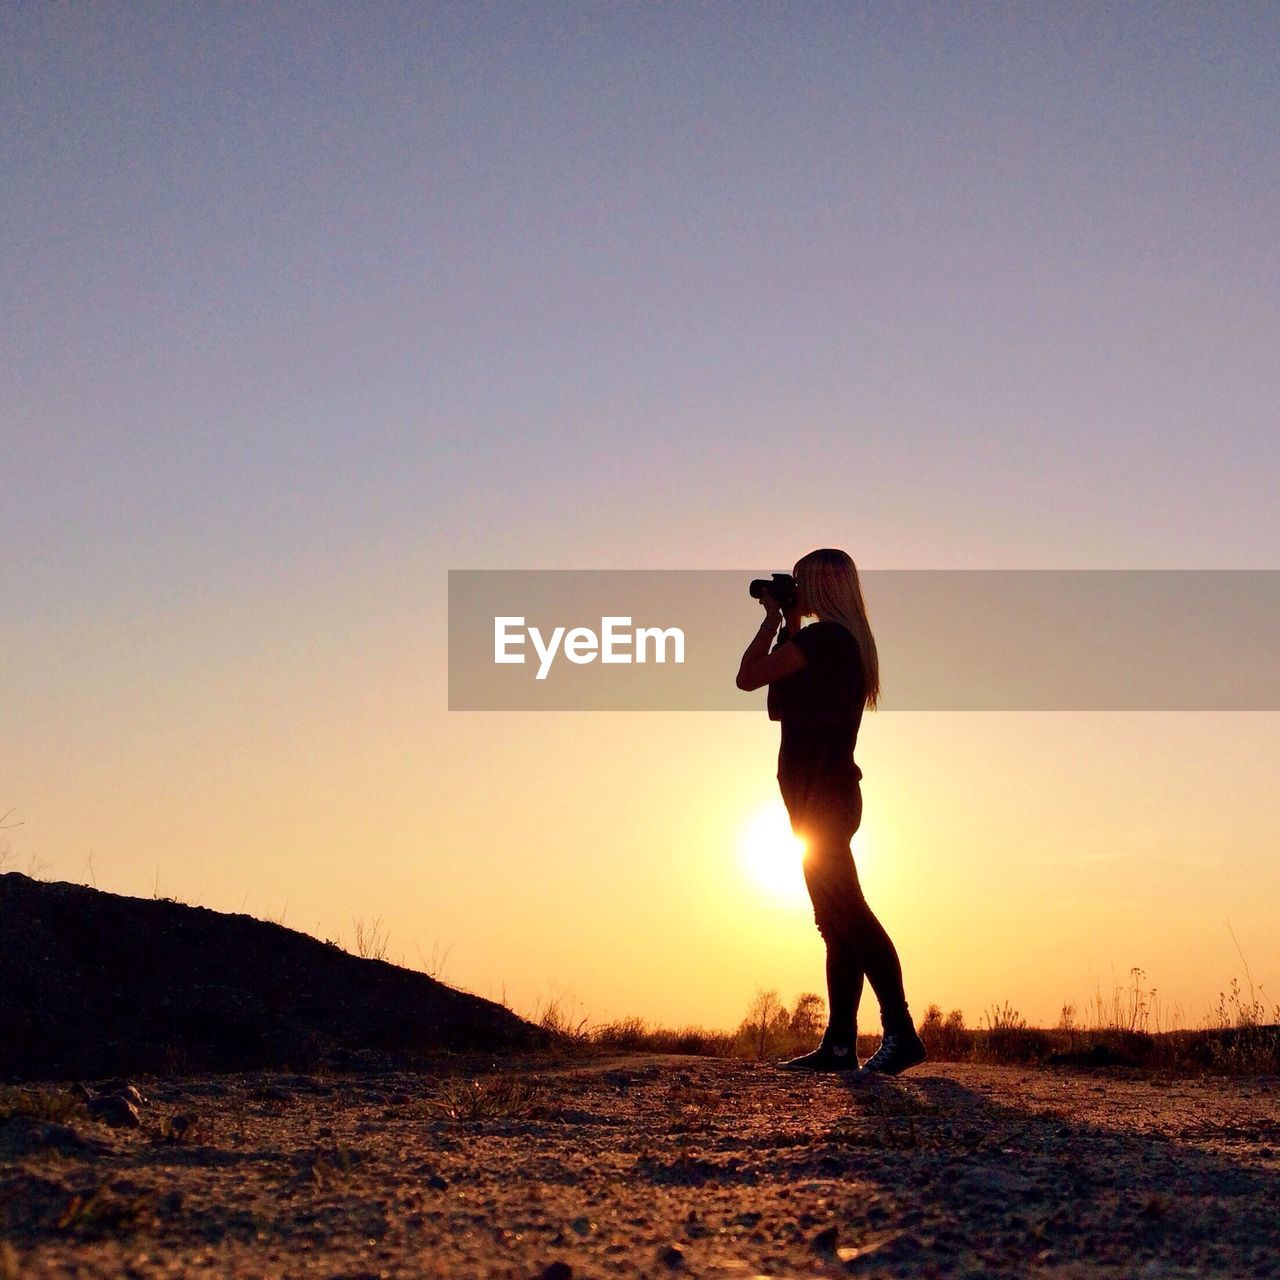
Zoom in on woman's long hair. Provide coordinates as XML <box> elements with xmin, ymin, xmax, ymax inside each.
<box><xmin>793</xmin><ymin>548</ymin><xmax>881</xmax><ymax>710</ymax></box>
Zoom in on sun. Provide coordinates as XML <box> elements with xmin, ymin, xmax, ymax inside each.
<box><xmin>739</xmin><ymin>801</ymin><xmax>810</xmax><ymax>906</ymax></box>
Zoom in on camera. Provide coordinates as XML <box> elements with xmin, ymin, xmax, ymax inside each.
<box><xmin>748</xmin><ymin>572</ymin><xmax>797</xmax><ymax>609</ymax></box>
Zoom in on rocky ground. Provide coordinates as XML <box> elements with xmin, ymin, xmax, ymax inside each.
<box><xmin>1</xmin><ymin>1052</ymin><xmax>1277</xmax><ymax>1278</ymax></box>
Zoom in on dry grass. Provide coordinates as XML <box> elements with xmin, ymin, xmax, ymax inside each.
<box><xmin>54</xmin><ymin>1181</ymin><xmax>154</xmax><ymax>1238</ymax></box>
<box><xmin>0</xmin><ymin>1085</ymin><xmax>87</xmax><ymax>1123</ymax></box>
<box><xmin>351</xmin><ymin>915</ymin><xmax>390</xmax><ymax>961</ymax></box>
<box><xmin>426</xmin><ymin>1074</ymin><xmax>556</xmax><ymax>1121</ymax></box>
<box><xmin>524</xmin><ymin>969</ymin><xmax>1279</xmax><ymax>1077</ymax></box>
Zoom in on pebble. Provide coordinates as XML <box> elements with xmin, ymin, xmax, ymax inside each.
<box><xmin>166</xmin><ymin>1112</ymin><xmax>200</xmax><ymax>1139</ymax></box>
<box><xmin>538</xmin><ymin>1262</ymin><xmax>572</xmax><ymax>1280</ymax></box>
<box><xmin>97</xmin><ymin>1079</ymin><xmax>148</xmax><ymax>1107</ymax></box>
<box><xmin>659</xmin><ymin>1242</ymin><xmax>685</xmax><ymax>1267</ymax></box>
<box><xmin>86</xmin><ymin>1094</ymin><xmax>141</xmax><ymax>1128</ymax></box>
<box><xmin>811</xmin><ymin>1224</ymin><xmax>839</xmax><ymax>1254</ymax></box>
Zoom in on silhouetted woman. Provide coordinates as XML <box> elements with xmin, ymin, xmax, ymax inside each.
<box><xmin>736</xmin><ymin>548</ymin><xmax>926</xmax><ymax>1074</ymax></box>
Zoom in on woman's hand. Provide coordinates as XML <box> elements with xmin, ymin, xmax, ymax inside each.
<box><xmin>759</xmin><ymin>586</ymin><xmax>802</xmax><ymax>635</ymax></box>
<box><xmin>758</xmin><ymin>590</ymin><xmax>784</xmax><ymax>628</ymax></box>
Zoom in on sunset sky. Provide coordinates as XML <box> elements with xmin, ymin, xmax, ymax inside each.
<box><xmin>4</xmin><ymin>4</ymin><xmax>1278</xmax><ymax>1035</ymax></box>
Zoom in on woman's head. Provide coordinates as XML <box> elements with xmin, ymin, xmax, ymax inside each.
<box><xmin>792</xmin><ymin>548</ymin><xmax>881</xmax><ymax>709</ymax></box>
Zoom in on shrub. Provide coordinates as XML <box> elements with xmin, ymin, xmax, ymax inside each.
<box><xmin>918</xmin><ymin>1005</ymin><xmax>970</xmax><ymax>1060</ymax></box>
<box><xmin>975</xmin><ymin>1001</ymin><xmax>1051</xmax><ymax>1064</ymax></box>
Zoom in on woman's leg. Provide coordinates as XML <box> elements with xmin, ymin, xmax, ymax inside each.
<box><xmin>849</xmin><ymin>893</ymin><xmax>912</xmax><ymax>1034</ymax></box>
<box><xmin>782</xmin><ymin>777</ymin><xmax>859</xmax><ymax>1051</ymax></box>
<box><xmin>801</xmin><ymin>787</ymin><xmax>913</xmax><ymax>1038</ymax></box>
<box><xmin>804</xmin><ymin>830</ymin><xmax>865</xmax><ymax>1047</ymax></box>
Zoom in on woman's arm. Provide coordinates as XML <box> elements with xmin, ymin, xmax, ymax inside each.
<box><xmin>766</xmin><ymin>606</ymin><xmax>805</xmax><ymax>717</ymax></box>
<box><xmin>736</xmin><ymin>606</ymin><xmax>808</xmax><ymax>691</ymax></box>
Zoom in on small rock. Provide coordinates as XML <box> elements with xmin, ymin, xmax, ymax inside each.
<box><xmin>427</xmin><ymin>1174</ymin><xmax>448</xmax><ymax>1191</ymax></box>
<box><xmin>86</xmin><ymin>1095</ymin><xmax>141</xmax><ymax>1128</ymax></box>
<box><xmin>1142</xmin><ymin>1194</ymin><xmax>1168</xmax><ymax>1218</ymax></box>
<box><xmin>570</xmin><ymin>1215</ymin><xmax>593</xmax><ymax>1236</ymax></box>
<box><xmin>280</xmin><ymin>1075</ymin><xmax>322</xmax><ymax>1091</ymax></box>
<box><xmin>558</xmin><ymin>1108</ymin><xmax>600</xmax><ymax>1125</ymax></box>
<box><xmin>94</xmin><ymin>1080</ymin><xmax>148</xmax><ymax>1107</ymax></box>
<box><xmin>811</xmin><ymin>1224</ymin><xmax>840</xmax><ymax>1254</ymax></box>
<box><xmin>539</xmin><ymin>1263</ymin><xmax>573</xmax><ymax>1280</ymax></box>
<box><xmin>176</xmin><ymin>1081</ymin><xmax>229</xmax><ymax>1099</ymax></box>
<box><xmin>953</xmin><ymin>1165</ymin><xmax>1034</xmax><ymax>1197</ymax></box>
<box><xmin>658</xmin><ymin>1243</ymin><xmax>685</xmax><ymax>1268</ymax></box>
<box><xmin>166</xmin><ymin>1112</ymin><xmax>199</xmax><ymax>1139</ymax></box>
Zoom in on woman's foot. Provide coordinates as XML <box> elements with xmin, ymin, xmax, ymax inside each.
<box><xmin>861</xmin><ymin>1028</ymin><xmax>927</xmax><ymax>1075</ymax></box>
<box><xmin>777</xmin><ymin>1040</ymin><xmax>859</xmax><ymax>1072</ymax></box>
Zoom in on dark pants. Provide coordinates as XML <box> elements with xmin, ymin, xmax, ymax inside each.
<box><xmin>779</xmin><ymin>772</ymin><xmax>911</xmax><ymax>1045</ymax></box>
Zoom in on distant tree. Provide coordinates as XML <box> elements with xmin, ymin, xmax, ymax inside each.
<box><xmin>742</xmin><ymin>988</ymin><xmax>787</xmax><ymax>1059</ymax></box>
<box><xmin>919</xmin><ymin>1003</ymin><xmax>970</xmax><ymax>1061</ymax></box>
<box><xmin>789</xmin><ymin>992</ymin><xmax>825</xmax><ymax>1042</ymax></box>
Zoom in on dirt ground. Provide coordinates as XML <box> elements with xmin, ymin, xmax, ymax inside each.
<box><xmin>2</xmin><ymin>1052</ymin><xmax>1277</xmax><ymax>1278</ymax></box>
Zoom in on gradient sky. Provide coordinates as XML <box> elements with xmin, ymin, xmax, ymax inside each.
<box><xmin>4</xmin><ymin>4</ymin><xmax>1278</xmax><ymax>1034</ymax></box>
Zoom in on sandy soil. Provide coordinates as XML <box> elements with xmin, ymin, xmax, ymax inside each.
<box><xmin>2</xmin><ymin>1052</ymin><xmax>1277</xmax><ymax>1278</ymax></box>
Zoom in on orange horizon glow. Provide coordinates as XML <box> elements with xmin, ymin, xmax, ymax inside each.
<box><xmin>8</xmin><ymin>697</ymin><xmax>1277</xmax><ymax>1040</ymax></box>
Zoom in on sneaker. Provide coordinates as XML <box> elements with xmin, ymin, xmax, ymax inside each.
<box><xmin>861</xmin><ymin>1029</ymin><xmax>927</xmax><ymax>1076</ymax></box>
<box><xmin>777</xmin><ymin>1041</ymin><xmax>859</xmax><ymax>1072</ymax></box>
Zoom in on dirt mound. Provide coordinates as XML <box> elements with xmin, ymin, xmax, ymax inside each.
<box><xmin>0</xmin><ymin>873</ymin><xmax>550</xmax><ymax>1080</ymax></box>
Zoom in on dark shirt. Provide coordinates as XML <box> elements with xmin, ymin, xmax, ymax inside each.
<box><xmin>769</xmin><ymin>620</ymin><xmax>866</xmax><ymax>791</ymax></box>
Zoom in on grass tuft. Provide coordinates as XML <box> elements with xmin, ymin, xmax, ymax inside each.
<box><xmin>427</xmin><ymin>1074</ymin><xmax>555</xmax><ymax>1121</ymax></box>
<box><xmin>55</xmin><ymin>1181</ymin><xmax>154</xmax><ymax>1237</ymax></box>
<box><xmin>0</xmin><ymin>1086</ymin><xmax>87</xmax><ymax>1124</ymax></box>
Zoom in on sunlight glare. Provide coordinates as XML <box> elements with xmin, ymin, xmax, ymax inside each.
<box><xmin>739</xmin><ymin>802</ymin><xmax>810</xmax><ymax>906</ymax></box>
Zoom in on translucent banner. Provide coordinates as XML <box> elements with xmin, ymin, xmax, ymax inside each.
<box><xmin>448</xmin><ymin>570</ymin><xmax>1280</xmax><ymax>711</ymax></box>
